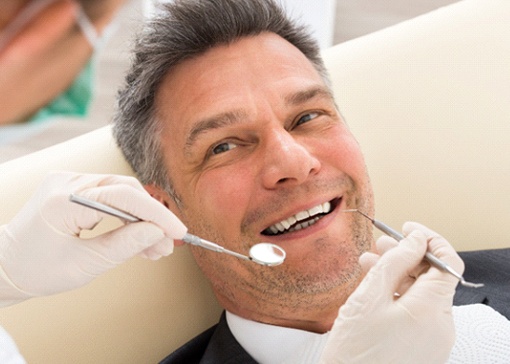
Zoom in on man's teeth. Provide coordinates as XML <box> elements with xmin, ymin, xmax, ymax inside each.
<box><xmin>266</xmin><ymin>201</ymin><xmax>332</xmax><ymax>235</ymax></box>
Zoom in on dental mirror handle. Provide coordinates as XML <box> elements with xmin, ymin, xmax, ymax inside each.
<box><xmin>181</xmin><ymin>233</ymin><xmax>250</xmax><ymax>261</ymax></box>
<box><xmin>69</xmin><ymin>194</ymin><xmax>261</xmax><ymax>264</ymax></box>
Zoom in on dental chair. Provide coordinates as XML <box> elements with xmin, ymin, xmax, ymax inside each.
<box><xmin>0</xmin><ymin>0</ymin><xmax>508</xmax><ymax>362</ymax></box>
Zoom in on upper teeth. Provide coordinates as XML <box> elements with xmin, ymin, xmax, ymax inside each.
<box><xmin>266</xmin><ymin>201</ymin><xmax>331</xmax><ymax>235</ymax></box>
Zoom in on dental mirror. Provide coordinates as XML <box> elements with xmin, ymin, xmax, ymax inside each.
<box><xmin>249</xmin><ymin>242</ymin><xmax>286</xmax><ymax>266</ymax></box>
<box><xmin>69</xmin><ymin>194</ymin><xmax>286</xmax><ymax>267</ymax></box>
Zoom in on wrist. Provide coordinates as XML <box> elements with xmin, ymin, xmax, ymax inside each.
<box><xmin>0</xmin><ymin>226</ymin><xmax>34</xmax><ymax>306</ymax></box>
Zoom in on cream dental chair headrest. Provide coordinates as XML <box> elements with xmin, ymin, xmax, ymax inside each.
<box><xmin>0</xmin><ymin>0</ymin><xmax>508</xmax><ymax>362</ymax></box>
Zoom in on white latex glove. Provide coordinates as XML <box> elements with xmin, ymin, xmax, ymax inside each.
<box><xmin>319</xmin><ymin>222</ymin><xmax>464</xmax><ymax>364</ymax></box>
<box><xmin>0</xmin><ymin>325</ymin><xmax>25</xmax><ymax>364</ymax></box>
<box><xmin>0</xmin><ymin>172</ymin><xmax>187</xmax><ymax>306</ymax></box>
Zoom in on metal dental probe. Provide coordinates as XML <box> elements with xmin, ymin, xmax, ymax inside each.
<box><xmin>343</xmin><ymin>209</ymin><xmax>484</xmax><ymax>288</ymax></box>
<box><xmin>69</xmin><ymin>194</ymin><xmax>286</xmax><ymax>266</ymax></box>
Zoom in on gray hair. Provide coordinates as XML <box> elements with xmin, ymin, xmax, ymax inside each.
<box><xmin>112</xmin><ymin>0</ymin><xmax>330</xmax><ymax>203</ymax></box>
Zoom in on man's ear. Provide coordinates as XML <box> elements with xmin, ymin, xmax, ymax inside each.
<box><xmin>144</xmin><ymin>184</ymin><xmax>180</xmax><ymax>214</ymax></box>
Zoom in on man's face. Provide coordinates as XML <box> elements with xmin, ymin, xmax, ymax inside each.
<box><xmin>153</xmin><ymin>32</ymin><xmax>374</xmax><ymax>331</ymax></box>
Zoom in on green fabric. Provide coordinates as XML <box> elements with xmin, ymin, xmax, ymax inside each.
<box><xmin>28</xmin><ymin>60</ymin><xmax>94</xmax><ymax>124</ymax></box>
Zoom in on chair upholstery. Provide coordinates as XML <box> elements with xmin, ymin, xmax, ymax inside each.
<box><xmin>0</xmin><ymin>128</ymin><xmax>223</xmax><ymax>363</ymax></box>
<box><xmin>322</xmin><ymin>0</ymin><xmax>510</xmax><ymax>251</ymax></box>
<box><xmin>0</xmin><ymin>0</ymin><xmax>508</xmax><ymax>362</ymax></box>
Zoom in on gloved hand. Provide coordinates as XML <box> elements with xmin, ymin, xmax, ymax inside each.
<box><xmin>0</xmin><ymin>172</ymin><xmax>187</xmax><ymax>306</ymax></box>
<box><xmin>319</xmin><ymin>222</ymin><xmax>464</xmax><ymax>364</ymax></box>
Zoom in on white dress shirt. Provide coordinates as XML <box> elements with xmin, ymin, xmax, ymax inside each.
<box><xmin>227</xmin><ymin>304</ymin><xmax>510</xmax><ymax>364</ymax></box>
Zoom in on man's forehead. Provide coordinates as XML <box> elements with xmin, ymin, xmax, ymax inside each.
<box><xmin>154</xmin><ymin>32</ymin><xmax>326</xmax><ymax>141</ymax></box>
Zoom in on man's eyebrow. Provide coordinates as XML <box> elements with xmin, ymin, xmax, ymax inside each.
<box><xmin>284</xmin><ymin>85</ymin><xmax>335</xmax><ymax>106</ymax></box>
<box><xmin>184</xmin><ymin>86</ymin><xmax>334</xmax><ymax>153</ymax></box>
<box><xmin>185</xmin><ymin>109</ymin><xmax>247</xmax><ymax>152</ymax></box>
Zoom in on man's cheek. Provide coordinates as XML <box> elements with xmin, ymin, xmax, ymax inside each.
<box><xmin>327</xmin><ymin>138</ymin><xmax>366</xmax><ymax>174</ymax></box>
<box><xmin>197</xmin><ymin>175</ymin><xmax>250</xmax><ymax>222</ymax></box>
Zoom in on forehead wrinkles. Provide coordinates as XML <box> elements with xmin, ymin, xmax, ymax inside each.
<box><xmin>240</xmin><ymin>176</ymin><xmax>357</xmax><ymax>234</ymax></box>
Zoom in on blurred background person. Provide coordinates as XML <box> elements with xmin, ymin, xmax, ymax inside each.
<box><xmin>0</xmin><ymin>0</ymin><xmax>127</xmax><ymax>126</ymax></box>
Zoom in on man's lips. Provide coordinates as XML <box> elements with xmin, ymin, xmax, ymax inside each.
<box><xmin>261</xmin><ymin>198</ymin><xmax>341</xmax><ymax>236</ymax></box>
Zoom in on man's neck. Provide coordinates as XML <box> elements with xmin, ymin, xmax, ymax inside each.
<box><xmin>219</xmin><ymin>296</ymin><xmax>338</xmax><ymax>334</ymax></box>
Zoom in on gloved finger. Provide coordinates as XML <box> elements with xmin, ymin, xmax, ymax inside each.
<box><xmin>394</xmin><ymin>275</ymin><xmax>416</xmax><ymax>296</ymax></box>
<box><xmin>335</xmin><ymin>230</ymin><xmax>428</xmax><ymax>317</ymax></box>
<box><xmin>402</xmin><ymin>221</ymin><xmax>441</xmax><ymax>238</ymax></box>
<box><xmin>40</xmin><ymin>193</ymin><xmax>103</xmax><ymax>236</ymax></box>
<box><xmin>88</xmin><ymin>222</ymin><xmax>168</xmax><ymax>263</ymax></box>
<box><xmin>359</xmin><ymin>251</ymin><xmax>380</xmax><ymax>273</ymax></box>
<box><xmin>80</xmin><ymin>184</ymin><xmax>187</xmax><ymax>239</ymax></box>
<box><xmin>139</xmin><ymin>239</ymin><xmax>175</xmax><ymax>260</ymax></box>
<box><xmin>138</xmin><ymin>249</ymin><xmax>162</xmax><ymax>260</ymax></box>
<box><xmin>138</xmin><ymin>247</ymin><xmax>164</xmax><ymax>261</ymax></box>
<box><xmin>71</xmin><ymin>173</ymin><xmax>145</xmax><ymax>193</ymax></box>
<box><xmin>43</xmin><ymin>172</ymin><xmax>144</xmax><ymax>198</ymax></box>
<box><xmin>375</xmin><ymin>235</ymin><xmax>398</xmax><ymax>255</ymax></box>
<box><xmin>407</xmin><ymin>259</ymin><xmax>431</xmax><ymax>280</ymax></box>
<box><xmin>396</xmin><ymin>227</ymin><xmax>462</xmax><ymax>311</ymax></box>
<box><xmin>373</xmin><ymin>234</ymin><xmax>431</xmax><ymax>294</ymax></box>
<box><xmin>39</xmin><ymin>173</ymin><xmax>147</xmax><ymax>235</ymax></box>
<box><xmin>368</xmin><ymin>229</ymin><xmax>428</xmax><ymax>297</ymax></box>
<box><xmin>403</xmin><ymin>222</ymin><xmax>464</xmax><ymax>279</ymax></box>
<box><xmin>393</xmin><ymin>259</ymin><xmax>430</xmax><ymax>296</ymax></box>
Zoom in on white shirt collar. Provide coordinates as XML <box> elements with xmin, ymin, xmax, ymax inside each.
<box><xmin>226</xmin><ymin>311</ymin><xmax>330</xmax><ymax>364</ymax></box>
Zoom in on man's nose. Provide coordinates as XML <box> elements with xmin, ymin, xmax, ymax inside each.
<box><xmin>260</xmin><ymin>130</ymin><xmax>321</xmax><ymax>189</ymax></box>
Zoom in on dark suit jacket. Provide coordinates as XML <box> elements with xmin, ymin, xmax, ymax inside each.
<box><xmin>455</xmin><ymin>248</ymin><xmax>510</xmax><ymax>318</ymax></box>
<box><xmin>159</xmin><ymin>312</ymin><xmax>256</xmax><ymax>364</ymax></box>
<box><xmin>160</xmin><ymin>248</ymin><xmax>510</xmax><ymax>364</ymax></box>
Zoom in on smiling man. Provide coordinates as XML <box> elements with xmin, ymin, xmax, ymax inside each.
<box><xmin>148</xmin><ymin>31</ymin><xmax>374</xmax><ymax>334</ymax></box>
<box><xmin>111</xmin><ymin>0</ymin><xmax>508</xmax><ymax>363</ymax></box>
<box><xmin>115</xmin><ymin>0</ymin><xmax>374</xmax><ymax>334</ymax></box>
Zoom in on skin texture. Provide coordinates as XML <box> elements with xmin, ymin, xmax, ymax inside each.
<box><xmin>0</xmin><ymin>0</ymin><xmax>126</xmax><ymax>125</ymax></box>
<box><xmin>147</xmin><ymin>32</ymin><xmax>376</xmax><ymax>333</ymax></box>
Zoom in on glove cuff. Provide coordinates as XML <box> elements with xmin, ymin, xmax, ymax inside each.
<box><xmin>0</xmin><ymin>264</ymin><xmax>35</xmax><ymax>307</ymax></box>
<box><xmin>0</xmin><ymin>226</ymin><xmax>35</xmax><ymax>307</ymax></box>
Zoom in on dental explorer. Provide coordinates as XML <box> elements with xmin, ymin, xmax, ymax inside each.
<box><xmin>344</xmin><ymin>209</ymin><xmax>483</xmax><ymax>288</ymax></box>
<box><xmin>69</xmin><ymin>194</ymin><xmax>286</xmax><ymax>267</ymax></box>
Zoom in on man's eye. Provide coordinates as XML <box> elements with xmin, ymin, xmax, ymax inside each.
<box><xmin>296</xmin><ymin>112</ymin><xmax>319</xmax><ymax>126</ymax></box>
<box><xmin>211</xmin><ymin>142</ymin><xmax>238</xmax><ymax>155</ymax></box>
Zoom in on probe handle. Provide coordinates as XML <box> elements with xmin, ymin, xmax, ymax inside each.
<box><xmin>373</xmin><ymin>219</ymin><xmax>464</xmax><ymax>281</ymax></box>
